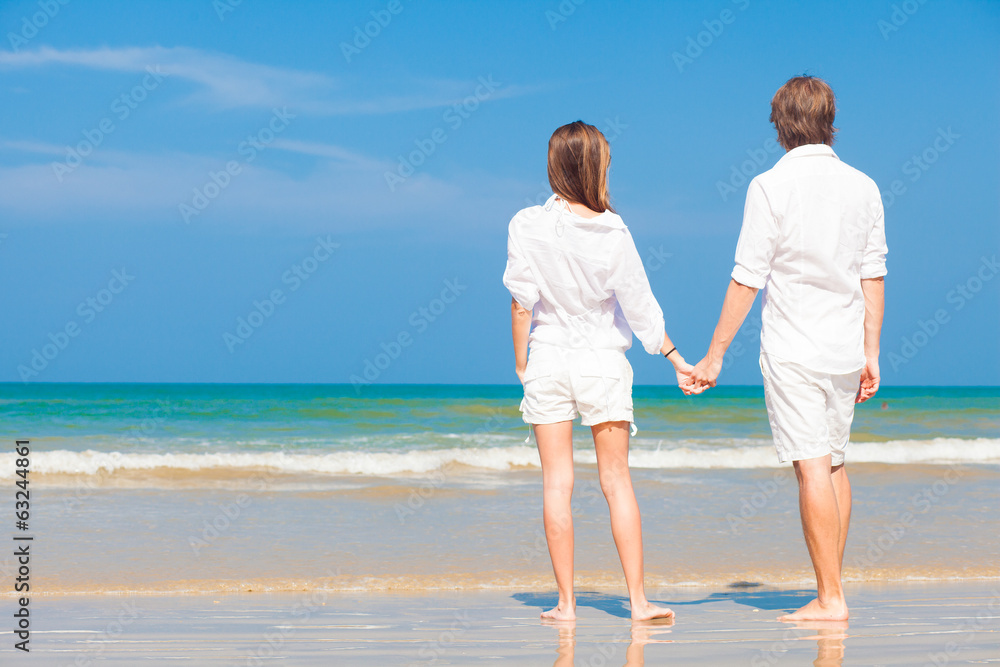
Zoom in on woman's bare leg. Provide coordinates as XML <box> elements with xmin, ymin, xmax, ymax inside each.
<box><xmin>591</xmin><ymin>421</ymin><xmax>673</xmax><ymax>621</ymax></box>
<box><xmin>535</xmin><ymin>421</ymin><xmax>576</xmax><ymax>620</ymax></box>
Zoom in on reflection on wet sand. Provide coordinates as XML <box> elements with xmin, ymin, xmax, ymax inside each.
<box><xmin>788</xmin><ymin>620</ymin><xmax>848</xmax><ymax>667</ymax></box>
<box><xmin>542</xmin><ymin>617</ymin><xmax>846</xmax><ymax>666</ymax></box>
<box><xmin>543</xmin><ymin>618</ymin><xmax>675</xmax><ymax>666</ymax></box>
<box><xmin>542</xmin><ymin>620</ymin><xmax>574</xmax><ymax>667</ymax></box>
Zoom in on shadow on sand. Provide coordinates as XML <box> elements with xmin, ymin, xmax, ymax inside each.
<box><xmin>513</xmin><ymin>591</ymin><xmax>635</xmax><ymax>618</ymax></box>
<box><xmin>513</xmin><ymin>583</ymin><xmax>816</xmax><ymax>617</ymax></box>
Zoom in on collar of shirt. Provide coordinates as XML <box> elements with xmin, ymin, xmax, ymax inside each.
<box><xmin>542</xmin><ymin>194</ymin><xmax>626</xmax><ymax>230</ymax></box>
<box><xmin>775</xmin><ymin>143</ymin><xmax>840</xmax><ymax>166</ymax></box>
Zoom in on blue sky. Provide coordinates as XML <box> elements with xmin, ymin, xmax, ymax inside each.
<box><xmin>1</xmin><ymin>0</ymin><xmax>997</xmax><ymax>386</ymax></box>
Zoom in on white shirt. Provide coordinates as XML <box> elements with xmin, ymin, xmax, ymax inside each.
<box><xmin>503</xmin><ymin>195</ymin><xmax>665</xmax><ymax>355</ymax></box>
<box><xmin>732</xmin><ymin>144</ymin><xmax>888</xmax><ymax>374</ymax></box>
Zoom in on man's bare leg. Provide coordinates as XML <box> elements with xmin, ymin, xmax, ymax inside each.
<box><xmin>831</xmin><ymin>463</ymin><xmax>851</xmax><ymax>569</ymax></box>
<box><xmin>592</xmin><ymin>421</ymin><xmax>673</xmax><ymax>622</ymax></box>
<box><xmin>779</xmin><ymin>454</ymin><xmax>849</xmax><ymax>621</ymax></box>
<box><xmin>535</xmin><ymin>421</ymin><xmax>576</xmax><ymax>621</ymax></box>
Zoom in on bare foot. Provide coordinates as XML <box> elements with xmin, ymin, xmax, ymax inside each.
<box><xmin>630</xmin><ymin>601</ymin><xmax>675</xmax><ymax>622</ymax></box>
<box><xmin>777</xmin><ymin>597</ymin><xmax>848</xmax><ymax>622</ymax></box>
<box><xmin>541</xmin><ymin>602</ymin><xmax>576</xmax><ymax>621</ymax></box>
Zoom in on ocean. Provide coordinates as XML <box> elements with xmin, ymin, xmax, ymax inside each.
<box><xmin>1</xmin><ymin>383</ymin><xmax>997</xmax><ymax>595</ymax></box>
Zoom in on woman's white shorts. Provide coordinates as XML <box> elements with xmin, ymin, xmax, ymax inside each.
<box><xmin>520</xmin><ymin>347</ymin><xmax>633</xmax><ymax>426</ymax></box>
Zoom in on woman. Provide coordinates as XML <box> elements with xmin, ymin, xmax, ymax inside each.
<box><xmin>503</xmin><ymin>121</ymin><xmax>691</xmax><ymax>621</ymax></box>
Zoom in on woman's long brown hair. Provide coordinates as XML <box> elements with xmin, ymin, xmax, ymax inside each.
<box><xmin>547</xmin><ymin>121</ymin><xmax>614</xmax><ymax>214</ymax></box>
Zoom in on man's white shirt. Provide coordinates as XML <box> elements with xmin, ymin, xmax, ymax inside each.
<box><xmin>732</xmin><ymin>143</ymin><xmax>888</xmax><ymax>374</ymax></box>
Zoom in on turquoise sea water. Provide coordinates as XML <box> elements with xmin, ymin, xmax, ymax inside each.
<box><xmin>3</xmin><ymin>384</ymin><xmax>999</xmax><ymax>441</ymax></box>
<box><xmin>0</xmin><ymin>384</ymin><xmax>997</xmax><ymax>478</ymax></box>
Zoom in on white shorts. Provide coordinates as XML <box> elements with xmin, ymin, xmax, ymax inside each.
<box><xmin>520</xmin><ymin>347</ymin><xmax>633</xmax><ymax>426</ymax></box>
<box><xmin>759</xmin><ymin>354</ymin><xmax>862</xmax><ymax>466</ymax></box>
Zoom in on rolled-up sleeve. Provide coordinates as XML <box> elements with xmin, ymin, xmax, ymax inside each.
<box><xmin>607</xmin><ymin>230</ymin><xmax>665</xmax><ymax>355</ymax></box>
<box><xmin>861</xmin><ymin>197</ymin><xmax>888</xmax><ymax>279</ymax></box>
<box><xmin>502</xmin><ymin>222</ymin><xmax>539</xmax><ymax>311</ymax></box>
<box><xmin>731</xmin><ymin>178</ymin><xmax>778</xmax><ymax>289</ymax></box>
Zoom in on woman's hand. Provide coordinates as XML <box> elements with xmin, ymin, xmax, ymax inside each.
<box><xmin>673</xmin><ymin>358</ymin><xmax>696</xmax><ymax>394</ymax></box>
<box><xmin>666</xmin><ymin>354</ymin><xmax>703</xmax><ymax>395</ymax></box>
<box><xmin>511</xmin><ymin>298</ymin><xmax>531</xmax><ymax>385</ymax></box>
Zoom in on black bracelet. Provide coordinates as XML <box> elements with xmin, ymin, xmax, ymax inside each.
<box><xmin>663</xmin><ymin>346</ymin><xmax>677</xmax><ymax>359</ymax></box>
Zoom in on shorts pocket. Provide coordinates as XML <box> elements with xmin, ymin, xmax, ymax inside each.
<box><xmin>521</xmin><ymin>362</ymin><xmax>553</xmax><ymax>384</ymax></box>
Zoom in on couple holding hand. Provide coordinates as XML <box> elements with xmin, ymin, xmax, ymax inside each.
<box><xmin>503</xmin><ymin>76</ymin><xmax>887</xmax><ymax>623</ymax></box>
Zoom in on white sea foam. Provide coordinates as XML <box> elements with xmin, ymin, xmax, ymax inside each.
<box><xmin>1</xmin><ymin>437</ymin><xmax>997</xmax><ymax>479</ymax></box>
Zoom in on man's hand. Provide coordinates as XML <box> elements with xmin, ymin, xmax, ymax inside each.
<box><xmin>687</xmin><ymin>280</ymin><xmax>758</xmax><ymax>395</ymax></box>
<box><xmin>857</xmin><ymin>356</ymin><xmax>880</xmax><ymax>403</ymax></box>
<box><xmin>688</xmin><ymin>356</ymin><xmax>723</xmax><ymax>394</ymax></box>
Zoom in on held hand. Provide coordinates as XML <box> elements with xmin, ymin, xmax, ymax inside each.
<box><xmin>856</xmin><ymin>356</ymin><xmax>880</xmax><ymax>403</ymax></box>
<box><xmin>516</xmin><ymin>365</ymin><xmax>526</xmax><ymax>385</ymax></box>
<box><xmin>673</xmin><ymin>359</ymin><xmax>696</xmax><ymax>395</ymax></box>
<box><xmin>689</xmin><ymin>356</ymin><xmax>722</xmax><ymax>394</ymax></box>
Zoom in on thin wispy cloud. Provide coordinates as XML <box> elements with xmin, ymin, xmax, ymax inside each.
<box><xmin>1</xmin><ymin>139</ymin><xmax>66</xmax><ymax>156</ymax></box>
<box><xmin>0</xmin><ymin>46</ymin><xmax>533</xmax><ymax>115</ymax></box>
<box><xmin>270</xmin><ymin>139</ymin><xmax>385</xmax><ymax>169</ymax></box>
<box><xmin>0</xmin><ymin>146</ymin><xmax>524</xmax><ymax>230</ymax></box>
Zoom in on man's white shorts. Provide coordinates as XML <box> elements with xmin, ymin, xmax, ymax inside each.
<box><xmin>759</xmin><ymin>354</ymin><xmax>862</xmax><ymax>466</ymax></box>
<box><xmin>520</xmin><ymin>347</ymin><xmax>633</xmax><ymax>426</ymax></box>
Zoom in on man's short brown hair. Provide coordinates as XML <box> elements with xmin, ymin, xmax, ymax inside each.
<box><xmin>770</xmin><ymin>76</ymin><xmax>837</xmax><ymax>150</ymax></box>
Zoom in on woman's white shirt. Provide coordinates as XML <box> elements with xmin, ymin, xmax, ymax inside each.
<box><xmin>503</xmin><ymin>195</ymin><xmax>665</xmax><ymax>355</ymax></box>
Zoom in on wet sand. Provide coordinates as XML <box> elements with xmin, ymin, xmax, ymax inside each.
<box><xmin>19</xmin><ymin>463</ymin><xmax>1000</xmax><ymax>594</ymax></box>
<box><xmin>3</xmin><ymin>582</ymin><xmax>997</xmax><ymax>665</ymax></box>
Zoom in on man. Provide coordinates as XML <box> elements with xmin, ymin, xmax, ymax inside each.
<box><xmin>689</xmin><ymin>75</ymin><xmax>887</xmax><ymax>621</ymax></box>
